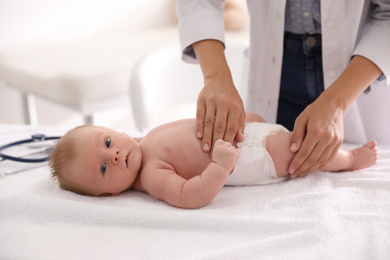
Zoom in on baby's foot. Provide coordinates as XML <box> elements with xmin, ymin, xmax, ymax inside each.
<box><xmin>348</xmin><ymin>141</ymin><xmax>378</xmax><ymax>171</ymax></box>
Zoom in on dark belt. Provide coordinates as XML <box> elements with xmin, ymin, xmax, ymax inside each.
<box><xmin>305</xmin><ymin>36</ymin><xmax>321</xmax><ymax>47</ymax></box>
<box><xmin>284</xmin><ymin>32</ymin><xmax>322</xmax><ymax>48</ymax></box>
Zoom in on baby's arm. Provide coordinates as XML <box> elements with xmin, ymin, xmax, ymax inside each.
<box><xmin>144</xmin><ymin>140</ymin><xmax>240</xmax><ymax>209</ymax></box>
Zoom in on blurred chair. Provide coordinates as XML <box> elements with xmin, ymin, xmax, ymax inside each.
<box><xmin>0</xmin><ymin>29</ymin><xmax>178</xmax><ymax>125</ymax></box>
<box><xmin>0</xmin><ymin>0</ymin><xmax>183</xmax><ymax>126</ymax></box>
<box><xmin>130</xmin><ymin>42</ymin><xmax>248</xmax><ymax>132</ymax></box>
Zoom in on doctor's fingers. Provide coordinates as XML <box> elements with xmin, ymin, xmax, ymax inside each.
<box><xmin>290</xmin><ymin>144</ymin><xmax>328</xmax><ymax>178</ymax></box>
<box><xmin>288</xmin><ymin>131</ymin><xmax>318</xmax><ymax>176</ymax></box>
<box><xmin>196</xmin><ymin>101</ymin><xmax>224</xmax><ymax>153</ymax></box>
<box><xmin>300</xmin><ymin>142</ymin><xmax>340</xmax><ymax>176</ymax></box>
<box><xmin>212</xmin><ymin>97</ymin><xmax>245</xmax><ymax>149</ymax></box>
<box><xmin>214</xmin><ymin>106</ymin><xmax>242</xmax><ymax>143</ymax></box>
<box><xmin>198</xmin><ymin>102</ymin><xmax>216</xmax><ymax>153</ymax></box>
<box><xmin>212</xmin><ymin>110</ymin><xmax>228</xmax><ymax>148</ymax></box>
<box><xmin>196</xmin><ymin>99</ymin><xmax>206</xmax><ymax>139</ymax></box>
<box><xmin>290</xmin><ymin>136</ymin><xmax>340</xmax><ymax>177</ymax></box>
<box><xmin>235</xmin><ymin>109</ymin><xmax>246</xmax><ymax>142</ymax></box>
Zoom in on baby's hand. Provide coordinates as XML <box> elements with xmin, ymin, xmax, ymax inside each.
<box><xmin>212</xmin><ymin>139</ymin><xmax>241</xmax><ymax>173</ymax></box>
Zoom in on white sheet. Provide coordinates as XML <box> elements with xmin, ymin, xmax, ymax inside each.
<box><xmin>1</xmin><ymin>124</ymin><xmax>390</xmax><ymax>260</ymax></box>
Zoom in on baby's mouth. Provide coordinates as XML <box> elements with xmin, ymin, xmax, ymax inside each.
<box><xmin>125</xmin><ymin>152</ymin><xmax>130</xmax><ymax>168</ymax></box>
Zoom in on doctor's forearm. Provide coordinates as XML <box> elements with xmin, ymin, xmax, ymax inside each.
<box><xmin>192</xmin><ymin>40</ymin><xmax>233</xmax><ymax>82</ymax></box>
<box><xmin>192</xmin><ymin>39</ymin><xmax>246</xmax><ymax>149</ymax></box>
<box><xmin>322</xmin><ymin>55</ymin><xmax>382</xmax><ymax>112</ymax></box>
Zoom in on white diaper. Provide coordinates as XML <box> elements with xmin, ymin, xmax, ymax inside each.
<box><xmin>225</xmin><ymin>122</ymin><xmax>288</xmax><ymax>186</ymax></box>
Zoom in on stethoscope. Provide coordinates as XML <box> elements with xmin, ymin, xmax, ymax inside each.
<box><xmin>0</xmin><ymin>134</ymin><xmax>61</xmax><ymax>163</ymax></box>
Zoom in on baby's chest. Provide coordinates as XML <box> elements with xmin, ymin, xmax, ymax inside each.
<box><xmin>158</xmin><ymin>143</ymin><xmax>212</xmax><ymax>180</ymax></box>
<box><xmin>144</xmin><ymin>142</ymin><xmax>211</xmax><ymax>179</ymax></box>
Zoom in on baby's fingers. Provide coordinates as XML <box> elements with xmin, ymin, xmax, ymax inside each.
<box><xmin>215</xmin><ymin>139</ymin><xmax>225</xmax><ymax>146</ymax></box>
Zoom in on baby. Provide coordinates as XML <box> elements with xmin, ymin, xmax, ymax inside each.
<box><xmin>50</xmin><ymin>116</ymin><xmax>378</xmax><ymax>209</ymax></box>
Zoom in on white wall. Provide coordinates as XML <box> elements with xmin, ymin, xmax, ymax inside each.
<box><xmin>0</xmin><ymin>0</ymin><xmax>176</xmax><ymax>50</ymax></box>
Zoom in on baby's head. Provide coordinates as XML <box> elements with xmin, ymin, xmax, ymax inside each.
<box><xmin>50</xmin><ymin>125</ymin><xmax>142</xmax><ymax>196</ymax></box>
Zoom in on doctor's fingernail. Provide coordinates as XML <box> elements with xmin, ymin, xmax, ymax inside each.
<box><xmin>203</xmin><ymin>143</ymin><xmax>209</xmax><ymax>151</ymax></box>
<box><xmin>289</xmin><ymin>168</ymin><xmax>295</xmax><ymax>174</ymax></box>
<box><xmin>196</xmin><ymin>131</ymin><xmax>202</xmax><ymax>139</ymax></box>
<box><xmin>290</xmin><ymin>143</ymin><xmax>297</xmax><ymax>151</ymax></box>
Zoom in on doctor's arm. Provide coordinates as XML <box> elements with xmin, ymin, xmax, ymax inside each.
<box><xmin>192</xmin><ymin>39</ymin><xmax>246</xmax><ymax>152</ymax></box>
<box><xmin>288</xmin><ymin>55</ymin><xmax>383</xmax><ymax>178</ymax></box>
<box><xmin>176</xmin><ymin>0</ymin><xmax>245</xmax><ymax>151</ymax></box>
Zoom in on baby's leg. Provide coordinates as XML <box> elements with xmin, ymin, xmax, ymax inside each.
<box><xmin>266</xmin><ymin>131</ymin><xmax>379</xmax><ymax>178</ymax></box>
<box><xmin>266</xmin><ymin>131</ymin><xmax>295</xmax><ymax>178</ymax></box>
<box><xmin>322</xmin><ymin>141</ymin><xmax>378</xmax><ymax>172</ymax></box>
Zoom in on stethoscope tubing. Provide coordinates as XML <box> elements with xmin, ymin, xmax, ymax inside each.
<box><xmin>0</xmin><ymin>135</ymin><xmax>61</xmax><ymax>163</ymax></box>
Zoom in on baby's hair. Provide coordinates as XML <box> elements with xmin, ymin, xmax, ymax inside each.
<box><xmin>49</xmin><ymin>125</ymin><xmax>93</xmax><ymax>196</ymax></box>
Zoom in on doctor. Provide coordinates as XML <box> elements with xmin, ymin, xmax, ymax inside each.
<box><xmin>176</xmin><ymin>0</ymin><xmax>390</xmax><ymax>178</ymax></box>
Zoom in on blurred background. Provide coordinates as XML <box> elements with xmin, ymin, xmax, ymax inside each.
<box><xmin>0</xmin><ymin>0</ymin><xmax>249</xmax><ymax>133</ymax></box>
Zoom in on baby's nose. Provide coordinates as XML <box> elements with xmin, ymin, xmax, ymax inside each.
<box><xmin>111</xmin><ymin>149</ymin><xmax>126</xmax><ymax>164</ymax></box>
<box><xmin>112</xmin><ymin>150</ymin><xmax>120</xmax><ymax>164</ymax></box>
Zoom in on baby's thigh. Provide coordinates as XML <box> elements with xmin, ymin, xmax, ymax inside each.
<box><xmin>266</xmin><ymin>131</ymin><xmax>295</xmax><ymax>178</ymax></box>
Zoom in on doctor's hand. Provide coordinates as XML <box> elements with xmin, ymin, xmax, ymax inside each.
<box><xmin>196</xmin><ymin>75</ymin><xmax>246</xmax><ymax>153</ymax></box>
<box><xmin>192</xmin><ymin>39</ymin><xmax>245</xmax><ymax>153</ymax></box>
<box><xmin>288</xmin><ymin>93</ymin><xmax>344</xmax><ymax>178</ymax></box>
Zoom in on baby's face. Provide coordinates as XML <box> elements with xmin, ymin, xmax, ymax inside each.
<box><xmin>65</xmin><ymin>126</ymin><xmax>142</xmax><ymax>196</ymax></box>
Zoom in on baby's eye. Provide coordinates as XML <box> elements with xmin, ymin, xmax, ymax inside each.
<box><xmin>105</xmin><ymin>138</ymin><xmax>111</xmax><ymax>148</ymax></box>
<box><xmin>101</xmin><ymin>163</ymin><xmax>107</xmax><ymax>175</ymax></box>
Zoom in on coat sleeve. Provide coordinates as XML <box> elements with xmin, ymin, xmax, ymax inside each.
<box><xmin>353</xmin><ymin>0</ymin><xmax>390</xmax><ymax>86</ymax></box>
<box><xmin>176</xmin><ymin>0</ymin><xmax>226</xmax><ymax>63</ymax></box>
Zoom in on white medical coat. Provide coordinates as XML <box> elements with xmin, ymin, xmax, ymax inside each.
<box><xmin>177</xmin><ymin>0</ymin><xmax>390</xmax><ymax>144</ymax></box>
